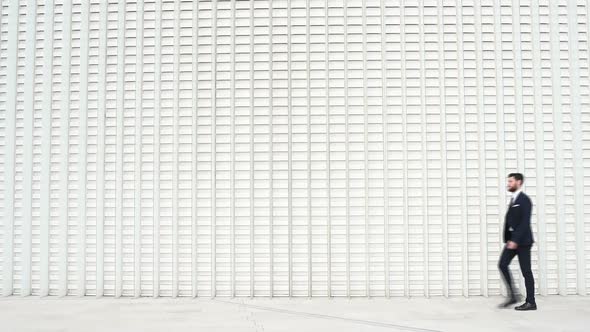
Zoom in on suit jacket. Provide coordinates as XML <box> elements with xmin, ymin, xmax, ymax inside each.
<box><xmin>503</xmin><ymin>192</ymin><xmax>535</xmax><ymax>245</ymax></box>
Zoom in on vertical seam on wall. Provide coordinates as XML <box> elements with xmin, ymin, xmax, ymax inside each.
<box><xmin>530</xmin><ymin>0</ymin><xmax>548</xmax><ymax>296</ymax></box>
<box><xmin>22</xmin><ymin>0</ymin><xmax>38</xmax><ymax>297</ymax></box>
<box><xmin>211</xmin><ymin>0</ymin><xmax>218</xmax><ymax>298</ymax></box>
<box><xmin>474</xmin><ymin>0</ymin><xmax>488</xmax><ymax>297</ymax></box>
<box><xmin>230</xmin><ymin>0</ymin><xmax>236</xmax><ymax>298</ymax></box>
<box><xmin>401</xmin><ymin>0</ymin><xmax>409</xmax><ymax>298</ymax></box>
<box><xmin>269</xmin><ymin>1</ymin><xmax>275</xmax><ymax>297</ymax></box>
<box><xmin>437</xmin><ymin>0</ymin><xmax>449</xmax><ymax>298</ymax></box>
<box><xmin>79</xmin><ymin>0</ymin><xmax>91</xmax><ymax>297</ymax></box>
<box><xmin>419</xmin><ymin>0</ymin><xmax>430</xmax><ymax>298</ymax></box>
<box><xmin>361</xmin><ymin>0</ymin><xmax>369</xmax><ymax>298</ymax></box>
<box><xmin>379</xmin><ymin>0</ymin><xmax>390</xmax><ymax>298</ymax></box>
<box><xmin>493</xmin><ymin>0</ymin><xmax>507</xmax><ymax>297</ymax></box>
<box><xmin>325</xmin><ymin>0</ymin><xmax>332</xmax><ymax>298</ymax></box>
<box><xmin>455</xmin><ymin>0</ymin><xmax>468</xmax><ymax>298</ymax></box>
<box><xmin>249</xmin><ymin>0</ymin><xmax>254</xmax><ymax>298</ymax></box>
<box><xmin>2</xmin><ymin>0</ymin><xmax>18</xmax><ymax>297</ymax></box>
<box><xmin>96</xmin><ymin>0</ymin><xmax>107</xmax><ymax>298</ymax></box>
<box><xmin>584</xmin><ymin>3</ymin><xmax>590</xmax><ymax>294</ymax></box>
<box><xmin>60</xmin><ymin>0</ymin><xmax>73</xmax><ymax>297</ymax></box>
<box><xmin>268</xmin><ymin>1</ymin><xmax>273</xmax><ymax>298</ymax></box>
<box><xmin>271</xmin><ymin>1</ymin><xmax>278</xmax><ymax>298</ymax></box>
<box><xmin>513</xmin><ymin>1</ymin><xmax>525</xmax><ymax>172</ymax></box>
<box><xmin>343</xmin><ymin>0</ymin><xmax>351</xmax><ymax>298</ymax></box>
<box><xmin>0</xmin><ymin>0</ymin><xmax>3</xmax><ymax>295</ymax></box>
<box><xmin>134</xmin><ymin>0</ymin><xmax>144</xmax><ymax>298</ymax></box>
<box><xmin>153</xmin><ymin>0</ymin><xmax>161</xmax><ymax>298</ymax></box>
<box><xmin>191</xmin><ymin>0</ymin><xmax>199</xmax><ymax>298</ymax></box>
<box><xmin>115</xmin><ymin>0</ymin><xmax>126</xmax><ymax>298</ymax></box>
<box><xmin>549</xmin><ymin>0</ymin><xmax>567</xmax><ymax>296</ymax></box>
<box><xmin>567</xmin><ymin>0</ymin><xmax>587</xmax><ymax>296</ymax></box>
<box><xmin>40</xmin><ymin>0</ymin><xmax>55</xmax><ymax>297</ymax></box>
<box><xmin>172</xmin><ymin>0</ymin><xmax>180</xmax><ymax>298</ymax></box>
<box><xmin>307</xmin><ymin>0</ymin><xmax>313</xmax><ymax>298</ymax></box>
<box><xmin>288</xmin><ymin>0</ymin><xmax>293</xmax><ymax>297</ymax></box>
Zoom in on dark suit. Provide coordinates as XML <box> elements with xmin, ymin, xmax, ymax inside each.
<box><xmin>498</xmin><ymin>191</ymin><xmax>536</xmax><ymax>304</ymax></box>
<box><xmin>503</xmin><ymin>192</ymin><xmax>534</xmax><ymax>245</ymax></box>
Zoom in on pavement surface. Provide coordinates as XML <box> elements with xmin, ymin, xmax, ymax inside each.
<box><xmin>0</xmin><ymin>295</ymin><xmax>588</xmax><ymax>332</ymax></box>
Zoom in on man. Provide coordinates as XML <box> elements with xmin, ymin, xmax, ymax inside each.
<box><xmin>498</xmin><ymin>173</ymin><xmax>537</xmax><ymax>310</ymax></box>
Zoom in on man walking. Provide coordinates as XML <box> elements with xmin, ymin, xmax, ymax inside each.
<box><xmin>498</xmin><ymin>173</ymin><xmax>537</xmax><ymax>310</ymax></box>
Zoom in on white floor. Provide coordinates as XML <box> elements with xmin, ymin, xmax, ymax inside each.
<box><xmin>1</xmin><ymin>295</ymin><xmax>588</xmax><ymax>332</ymax></box>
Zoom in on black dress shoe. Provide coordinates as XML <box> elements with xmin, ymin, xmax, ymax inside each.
<box><xmin>498</xmin><ymin>297</ymin><xmax>519</xmax><ymax>308</ymax></box>
<box><xmin>515</xmin><ymin>302</ymin><xmax>537</xmax><ymax>311</ymax></box>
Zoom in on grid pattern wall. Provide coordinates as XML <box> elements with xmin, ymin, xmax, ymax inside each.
<box><xmin>1</xmin><ymin>0</ymin><xmax>589</xmax><ymax>297</ymax></box>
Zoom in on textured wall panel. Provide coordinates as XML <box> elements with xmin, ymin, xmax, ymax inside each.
<box><xmin>0</xmin><ymin>0</ymin><xmax>589</xmax><ymax>297</ymax></box>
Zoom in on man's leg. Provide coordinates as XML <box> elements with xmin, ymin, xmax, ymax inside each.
<box><xmin>517</xmin><ymin>244</ymin><xmax>536</xmax><ymax>305</ymax></box>
<box><xmin>498</xmin><ymin>245</ymin><xmax>518</xmax><ymax>299</ymax></box>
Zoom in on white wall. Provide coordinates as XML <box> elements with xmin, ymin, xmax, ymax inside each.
<box><xmin>1</xmin><ymin>0</ymin><xmax>589</xmax><ymax>298</ymax></box>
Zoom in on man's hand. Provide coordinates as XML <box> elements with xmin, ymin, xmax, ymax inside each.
<box><xmin>507</xmin><ymin>241</ymin><xmax>518</xmax><ymax>250</ymax></box>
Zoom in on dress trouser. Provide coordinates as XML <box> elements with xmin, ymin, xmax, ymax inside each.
<box><xmin>498</xmin><ymin>243</ymin><xmax>536</xmax><ymax>305</ymax></box>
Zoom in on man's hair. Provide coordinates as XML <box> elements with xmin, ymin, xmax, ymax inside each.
<box><xmin>508</xmin><ymin>173</ymin><xmax>524</xmax><ymax>183</ymax></box>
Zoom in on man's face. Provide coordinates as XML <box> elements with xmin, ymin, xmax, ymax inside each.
<box><xmin>507</xmin><ymin>176</ymin><xmax>521</xmax><ymax>192</ymax></box>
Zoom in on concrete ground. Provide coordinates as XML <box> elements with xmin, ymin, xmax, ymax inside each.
<box><xmin>0</xmin><ymin>295</ymin><xmax>588</xmax><ymax>332</ymax></box>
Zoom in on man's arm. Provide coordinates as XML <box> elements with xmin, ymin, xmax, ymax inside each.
<box><xmin>510</xmin><ymin>196</ymin><xmax>532</xmax><ymax>245</ymax></box>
